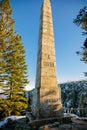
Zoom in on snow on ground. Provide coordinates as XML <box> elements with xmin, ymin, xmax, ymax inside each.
<box><xmin>64</xmin><ymin>113</ymin><xmax>87</xmax><ymax>120</ymax></box>
<box><xmin>64</xmin><ymin>113</ymin><xmax>79</xmax><ymax>118</ymax></box>
<box><xmin>0</xmin><ymin>116</ymin><xmax>26</xmax><ymax>128</ymax></box>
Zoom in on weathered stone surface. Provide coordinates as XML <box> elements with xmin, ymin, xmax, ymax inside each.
<box><xmin>31</xmin><ymin>0</ymin><xmax>63</xmax><ymax>118</ymax></box>
<box><xmin>39</xmin><ymin>123</ymin><xmax>60</xmax><ymax>130</ymax></box>
<box><xmin>39</xmin><ymin>125</ymin><xmax>50</xmax><ymax>130</ymax></box>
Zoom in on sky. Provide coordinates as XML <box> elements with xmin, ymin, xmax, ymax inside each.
<box><xmin>9</xmin><ymin>0</ymin><xmax>87</xmax><ymax>90</ymax></box>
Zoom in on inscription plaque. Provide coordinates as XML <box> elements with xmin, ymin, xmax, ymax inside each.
<box><xmin>45</xmin><ymin>98</ymin><xmax>59</xmax><ymax>103</ymax></box>
<box><xmin>43</xmin><ymin>62</ymin><xmax>54</xmax><ymax>67</ymax></box>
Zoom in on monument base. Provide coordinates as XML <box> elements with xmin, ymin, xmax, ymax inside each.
<box><xmin>26</xmin><ymin>112</ymin><xmax>72</xmax><ymax>130</ymax></box>
<box><xmin>31</xmin><ymin>86</ymin><xmax>63</xmax><ymax>119</ymax></box>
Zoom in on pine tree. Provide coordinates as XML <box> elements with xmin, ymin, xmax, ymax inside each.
<box><xmin>73</xmin><ymin>6</ymin><xmax>87</xmax><ymax>76</ymax></box>
<box><xmin>0</xmin><ymin>0</ymin><xmax>29</xmax><ymax>118</ymax></box>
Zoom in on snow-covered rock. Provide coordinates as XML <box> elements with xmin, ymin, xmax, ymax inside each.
<box><xmin>0</xmin><ymin>116</ymin><xmax>25</xmax><ymax>128</ymax></box>
<box><xmin>64</xmin><ymin>113</ymin><xmax>78</xmax><ymax>118</ymax></box>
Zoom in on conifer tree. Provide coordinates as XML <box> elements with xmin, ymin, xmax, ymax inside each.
<box><xmin>73</xmin><ymin>6</ymin><xmax>87</xmax><ymax>76</ymax></box>
<box><xmin>0</xmin><ymin>0</ymin><xmax>29</xmax><ymax>118</ymax></box>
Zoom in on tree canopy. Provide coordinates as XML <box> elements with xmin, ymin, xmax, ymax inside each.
<box><xmin>0</xmin><ymin>0</ymin><xmax>29</xmax><ymax>119</ymax></box>
<box><xmin>73</xmin><ymin>6</ymin><xmax>87</xmax><ymax>76</ymax></box>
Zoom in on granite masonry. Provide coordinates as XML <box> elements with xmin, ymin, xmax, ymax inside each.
<box><xmin>31</xmin><ymin>0</ymin><xmax>63</xmax><ymax>118</ymax></box>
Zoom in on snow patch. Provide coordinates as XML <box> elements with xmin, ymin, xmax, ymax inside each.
<box><xmin>64</xmin><ymin>113</ymin><xmax>79</xmax><ymax>118</ymax></box>
<box><xmin>0</xmin><ymin>116</ymin><xmax>25</xmax><ymax>128</ymax></box>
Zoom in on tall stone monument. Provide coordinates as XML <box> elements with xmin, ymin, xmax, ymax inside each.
<box><xmin>32</xmin><ymin>0</ymin><xmax>63</xmax><ymax>118</ymax></box>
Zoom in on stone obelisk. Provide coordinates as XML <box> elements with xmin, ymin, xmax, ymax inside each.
<box><xmin>32</xmin><ymin>0</ymin><xmax>63</xmax><ymax>118</ymax></box>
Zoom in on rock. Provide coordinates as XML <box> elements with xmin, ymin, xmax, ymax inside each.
<box><xmin>52</xmin><ymin>122</ymin><xmax>60</xmax><ymax>127</ymax></box>
<box><xmin>39</xmin><ymin>125</ymin><xmax>50</xmax><ymax>130</ymax></box>
<box><xmin>39</xmin><ymin>122</ymin><xmax>60</xmax><ymax>130</ymax></box>
<box><xmin>59</xmin><ymin>124</ymin><xmax>72</xmax><ymax>130</ymax></box>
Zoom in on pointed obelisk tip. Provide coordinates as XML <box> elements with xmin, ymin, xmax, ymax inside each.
<box><xmin>42</xmin><ymin>0</ymin><xmax>51</xmax><ymax>9</ymax></box>
<box><xmin>43</xmin><ymin>0</ymin><xmax>50</xmax><ymax>2</ymax></box>
<box><xmin>43</xmin><ymin>0</ymin><xmax>51</xmax><ymax>4</ymax></box>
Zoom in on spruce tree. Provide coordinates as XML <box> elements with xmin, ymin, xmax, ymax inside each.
<box><xmin>0</xmin><ymin>0</ymin><xmax>29</xmax><ymax>118</ymax></box>
<box><xmin>73</xmin><ymin>6</ymin><xmax>87</xmax><ymax>76</ymax></box>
